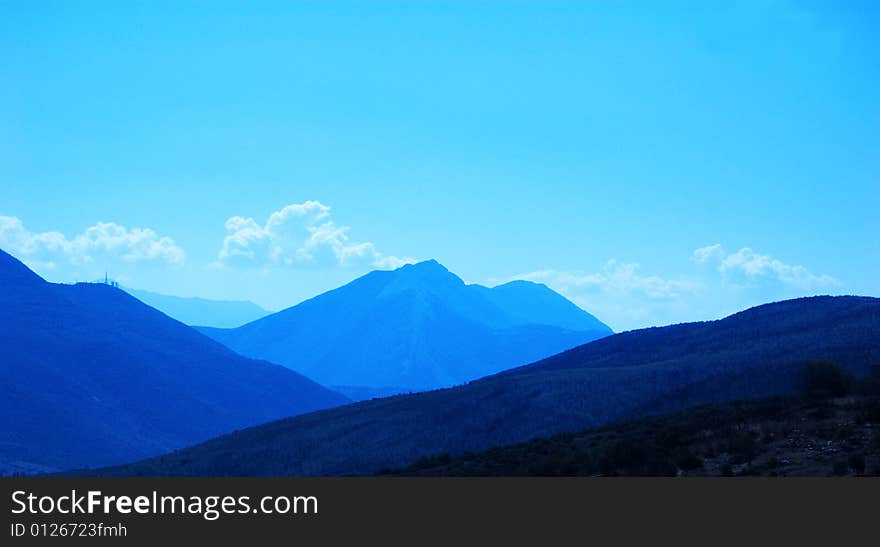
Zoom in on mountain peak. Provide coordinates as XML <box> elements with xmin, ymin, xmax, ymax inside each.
<box><xmin>205</xmin><ymin>258</ymin><xmax>611</xmax><ymax>392</ymax></box>
<box><xmin>388</xmin><ymin>259</ymin><xmax>462</xmax><ymax>288</ymax></box>
<box><xmin>493</xmin><ymin>279</ymin><xmax>551</xmax><ymax>291</ymax></box>
<box><xmin>476</xmin><ymin>279</ymin><xmax>612</xmax><ymax>334</ymax></box>
<box><xmin>398</xmin><ymin>259</ymin><xmax>448</xmax><ymax>273</ymax></box>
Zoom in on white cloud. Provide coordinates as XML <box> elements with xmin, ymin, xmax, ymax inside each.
<box><xmin>518</xmin><ymin>260</ymin><xmax>694</xmax><ymax>300</ymax></box>
<box><xmin>691</xmin><ymin>243</ymin><xmax>725</xmax><ymax>264</ymax></box>
<box><xmin>691</xmin><ymin>243</ymin><xmax>838</xmax><ymax>289</ymax></box>
<box><xmin>506</xmin><ymin>261</ymin><xmax>699</xmax><ymax>331</ymax></box>
<box><xmin>217</xmin><ymin>200</ymin><xmax>414</xmax><ymax>269</ymax></box>
<box><xmin>372</xmin><ymin>254</ymin><xmax>416</xmax><ymax>269</ymax></box>
<box><xmin>503</xmin><ymin>244</ymin><xmax>839</xmax><ymax>331</ymax></box>
<box><xmin>0</xmin><ymin>215</ymin><xmax>185</xmax><ymax>270</ymax></box>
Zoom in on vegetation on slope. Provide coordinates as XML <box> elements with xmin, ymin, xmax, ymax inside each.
<box><xmin>385</xmin><ymin>364</ymin><xmax>880</xmax><ymax>477</ymax></box>
<box><xmin>91</xmin><ymin>297</ymin><xmax>880</xmax><ymax>477</ymax></box>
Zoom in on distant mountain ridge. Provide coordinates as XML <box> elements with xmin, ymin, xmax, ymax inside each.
<box><xmin>198</xmin><ymin>260</ymin><xmax>612</xmax><ymax>394</ymax></box>
<box><xmin>0</xmin><ymin>248</ymin><xmax>348</xmax><ymax>473</ymax></box>
<box><xmin>124</xmin><ymin>287</ymin><xmax>269</xmax><ymax>328</ymax></box>
<box><xmin>97</xmin><ymin>295</ymin><xmax>880</xmax><ymax>477</ymax></box>
<box><xmin>470</xmin><ymin>279</ymin><xmax>605</xmax><ymax>332</ymax></box>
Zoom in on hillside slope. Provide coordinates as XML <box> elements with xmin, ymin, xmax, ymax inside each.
<box><xmin>97</xmin><ymin>295</ymin><xmax>880</xmax><ymax>477</ymax></box>
<box><xmin>0</xmin><ymin>249</ymin><xmax>348</xmax><ymax>473</ymax></box>
<box><xmin>386</xmin><ymin>387</ymin><xmax>880</xmax><ymax>477</ymax></box>
<box><xmin>199</xmin><ymin>260</ymin><xmax>612</xmax><ymax>393</ymax></box>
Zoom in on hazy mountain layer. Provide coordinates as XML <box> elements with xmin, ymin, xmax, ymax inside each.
<box><xmin>125</xmin><ymin>287</ymin><xmax>269</xmax><ymax>328</ymax></box>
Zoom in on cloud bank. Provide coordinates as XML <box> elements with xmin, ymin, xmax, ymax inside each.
<box><xmin>0</xmin><ymin>215</ymin><xmax>185</xmax><ymax>271</ymax></box>
<box><xmin>509</xmin><ymin>245</ymin><xmax>838</xmax><ymax>331</ymax></box>
<box><xmin>518</xmin><ymin>260</ymin><xmax>693</xmax><ymax>300</ymax></box>
<box><xmin>217</xmin><ymin>201</ymin><xmax>413</xmax><ymax>269</ymax></box>
<box><xmin>692</xmin><ymin>243</ymin><xmax>838</xmax><ymax>289</ymax></box>
<box><xmin>510</xmin><ymin>261</ymin><xmax>697</xmax><ymax>331</ymax></box>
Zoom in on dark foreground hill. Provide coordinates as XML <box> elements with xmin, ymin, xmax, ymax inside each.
<box><xmin>0</xmin><ymin>249</ymin><xmax>348</xmax><ymax>473</ymax></box>
<box><xmin>95</xmin><ymin>295</ymin><xmax>880</xmax><ymax>477</ymax></box>
<box><xmin>199</xmin><ymin>260</ymin><xmax>612</xmax><ymax>396</ymax></box>
<box><xmin>386</xmin><ymin>370</ymin><xmax>880</xmax><ymax>477</ymax></box>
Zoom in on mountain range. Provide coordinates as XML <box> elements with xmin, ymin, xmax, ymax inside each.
<box><xmin>96</xmin><ymin>295</ymin><xmax>880</xmax><ymax>477</ymax></box>
<box><xmin>198</xmin><ymin>259</ymin><xmax>612</xmax><ymax>397</ymax></box>
<box><xmin>124</xmin><ymin>288</ymin><xmax>270</xmax><ymax>328</ymax></box>
<box><xmin>0</xmin><ymin>248</ymin><xmax>348</xmax><ymax>473</ymax></box>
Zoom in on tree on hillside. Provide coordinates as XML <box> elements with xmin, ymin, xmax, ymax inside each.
<box><xmin>798</xmin><ymin>362</ymin><xmax>853</xmax><ymax>399</ymax></box>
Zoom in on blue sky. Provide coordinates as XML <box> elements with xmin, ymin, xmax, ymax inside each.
<box><xmin>1</xmin><ymin>0</ymin><xmax>878</xmax><ymax>331</ymax></box>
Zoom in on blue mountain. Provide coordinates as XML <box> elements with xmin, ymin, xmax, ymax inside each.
<box><xmin>0</xmin><ymin>248</ymin><xmax>348</xmax><ymax>474</ymax></box>
<box><xmin>198</xmin><ymin>260</ymin><xmax>612</xmax><ymax>396</ymax></box>
<box><xmin>124</xmin><ymin>287</ymin><xmax>269</xmax><ymax>328</ymax></box>
<box><xmin>102</xmin><ymin>295</ymin><xmax>880</xmax><ymax>477</ymax></box>
<box><xmin>470</xmin><ymin>279</ymin><xmax>608</xmax><ymax>332</ymax></box>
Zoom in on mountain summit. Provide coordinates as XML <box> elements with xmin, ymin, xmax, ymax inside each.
<box><xmin>199</xmin><ymin>260</ymin><xmax>612</xmax><ymax>396</ymax></box>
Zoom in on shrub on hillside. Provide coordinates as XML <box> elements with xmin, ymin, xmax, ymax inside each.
<box><xmin>832</xmin><ymin>459</ymin><xmax>849</xmax><ymax>476</ymax></box>
<box><xmin>674</xmin><ymin>449</ymin><xmax>703</xmax><ymax>472</ymax></box>
<box><xmin>855</xmin><ymin>367</ymin><xmax>880</xmax><ymax>396</ymax></box>
<box><xmin>848</xmin><ymin>453</ymin><xmax>866</xmax><ymax>475</ymax></box>
<box><xmin>798</xmin><ymin>362</ymin><xmax>853</xmax><ymax>399</ymax></box>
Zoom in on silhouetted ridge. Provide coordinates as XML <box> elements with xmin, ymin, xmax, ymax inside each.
<box><xmin>0</xmin><ymin>248</ymin><xmax>45</xmax><ymax>287</ymax></box>
<box><xmin>98</xmin><ymin>295</ymin><xmax>879</xmax><ymax>477</ymax></box>
<box><xmin>0</xmin><ymin>247</ymin><xmax>348</xmax><ymax>474</ymax></box>
<box><xmin>503</xmin><ymin>295</ymin><xmax>880</xmax><ymax>376</ymax></box>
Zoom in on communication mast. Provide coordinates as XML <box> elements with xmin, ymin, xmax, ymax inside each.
<box><xmin>100</xmin><ymin>271</ymin><xmax>119</xmax><ymax>288</ymax></box>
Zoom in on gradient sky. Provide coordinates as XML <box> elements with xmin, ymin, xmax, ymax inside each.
<box><xmin>1</xmin><ymin>1</ymin><xmax>878</xmax><ymax>331</ymax></box>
